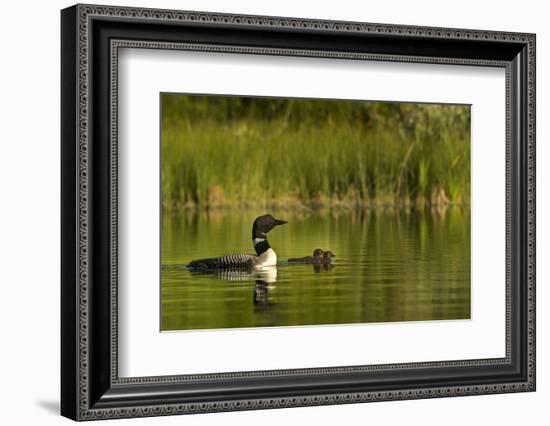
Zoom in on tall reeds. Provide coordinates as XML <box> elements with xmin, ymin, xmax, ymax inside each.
<box><xmin>161</xmin><ymin>95</ymin><xmax>470</xmax><ymax>211</ymax></box>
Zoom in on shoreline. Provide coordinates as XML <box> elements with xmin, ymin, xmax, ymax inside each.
<box><xmin>162</xmin><ymin>198</ymin><xmax>471</xmax><ymax>214</ymax></box>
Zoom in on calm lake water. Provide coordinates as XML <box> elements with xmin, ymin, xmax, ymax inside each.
<box><xmin>161</xmin><ymin>209</ymin><xmax>470</xmax><ymax>331</ymax></box>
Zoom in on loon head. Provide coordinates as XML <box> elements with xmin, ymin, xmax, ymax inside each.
<box><xmin>252</xmin><ymin>214</ymin><xmax>287</xmax><ymax>239</ymax></box>
<box><xmin>313</xmin><ymin>248</ymin><xmax>324</xmax><ymax>257</ymax></box>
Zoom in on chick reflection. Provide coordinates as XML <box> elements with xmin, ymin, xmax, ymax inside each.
<box><xmin>313</xmin><ymin>262</ymin><xmax>335</xmax><ymax>273</ymax></box>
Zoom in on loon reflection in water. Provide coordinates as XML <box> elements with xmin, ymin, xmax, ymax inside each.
<box><xmin>185</xmin><ymin>255</ymin><xmax>336</xmax><ymax>307</ymax></box>
<box><xmin>188</xmin><ymin>264</ymin><xmax>278</xmax><ymax>283</ymax></box>
<box><xmin>253</xmin><ymin>280</ymin><xmax>271</xmax><ymax>306</ymax></box>
<box><xmin>188</xmin><ymin>265</ymin><xmax>278</xmax><ymax>305</ymax></box>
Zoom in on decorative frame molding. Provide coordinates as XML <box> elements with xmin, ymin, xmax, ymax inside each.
<box><xmin>61</xmin><ymin>3</ymin><xmax>535</xmax><ymax>421</ymax></box>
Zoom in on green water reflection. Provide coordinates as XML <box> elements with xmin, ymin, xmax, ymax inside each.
<box><xmin>161</xmin><ymin>209</ymin><xmax>470</xmax><ymax>331</ymax></box>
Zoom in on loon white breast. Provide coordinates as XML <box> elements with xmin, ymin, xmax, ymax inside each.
<box><xmin>186</xmin><ymin>214</ymin><xmax>287</xmax><ymax>271</ymax></box>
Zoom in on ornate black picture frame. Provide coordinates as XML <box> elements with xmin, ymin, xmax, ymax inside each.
<box><xmin>61</xmin><ymin>3</ymin><xmax>536</xmax><ymax>421</ymax></box>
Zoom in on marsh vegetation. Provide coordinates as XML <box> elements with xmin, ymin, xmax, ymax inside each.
<box><xmin>162</xmin><ymin>95</ymin><xmax>470</xmax><ymax>211</ymax></box>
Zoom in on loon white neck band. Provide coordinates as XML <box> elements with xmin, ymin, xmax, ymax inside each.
<box><xmin>253</xmin><ymin>238</ymin><xmax>266</xmax><ymax>246</ymax></box>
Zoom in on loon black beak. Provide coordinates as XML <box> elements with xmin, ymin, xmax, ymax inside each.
<box><xmin>274</xmin><ymin>219</ymin><xmax>287</xmax><ymax>226</ymax></box>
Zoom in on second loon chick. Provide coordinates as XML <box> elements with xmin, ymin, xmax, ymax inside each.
<box><xmin>287</xmin><ymin>248</ymin><xmax>324</xmax><ymax>264</ymax></box>
<box><xmin>322</xmin><ymin>250</ymin><xmax>335</xmax><ymax>261</ymax></box>
<box><xmin>187</xmin><ymin>214</ymin><xmax>287</xmax><ymax>271</ymax></box>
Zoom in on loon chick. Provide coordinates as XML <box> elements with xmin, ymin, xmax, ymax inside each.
<box><xmin>187</xmin><ymin>214</ymin><xmax>287</xmax><ymax>271</ymax></box>
<box><xmin>312</xmin><ymin>250</ymin><xmax>336</xmax><ymax>272</ymax></box>
<box><xmin>322</xmin><ymin>250</ymin><xmax>335</xmax><ymax>261</ymax></box>
<box><xmin>288</xmin><ymin>248</ymin><xmax>324</xmax><ymax>264</ymax></box>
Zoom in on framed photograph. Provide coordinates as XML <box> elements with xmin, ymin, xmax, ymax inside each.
<box><xmin>61</xmin><ymin>4</ymin><xmax>536</xmax><ymax>421</ymax></box>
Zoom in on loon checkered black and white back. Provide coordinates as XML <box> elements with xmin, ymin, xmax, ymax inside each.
<box><xmin>186</xmin><ymin>214</ymin><xmax>287</xmax><ymax>271</ymax></box>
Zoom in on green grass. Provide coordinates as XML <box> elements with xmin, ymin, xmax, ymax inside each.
<box><xmin>161</xmin><ymin>95</ymin><xmax>470</xmax><ymax>210</ymax></box>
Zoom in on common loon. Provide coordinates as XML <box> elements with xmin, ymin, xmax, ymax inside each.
<box><xmin>187</xmin><ymin>214</ymin><xmax>287</xmax><ymax>271</ymax></box>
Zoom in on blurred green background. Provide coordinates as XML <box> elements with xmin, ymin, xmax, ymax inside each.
<box><xmin>161</xmin><ymin>95</ymin><xmax>470</xmax><ymax>211</ymax></box>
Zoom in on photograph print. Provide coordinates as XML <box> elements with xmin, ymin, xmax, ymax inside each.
<box><xmin>160</xmin><ymin>94</ymin><xmax>471</xmax><ymax>332</ymax></box>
